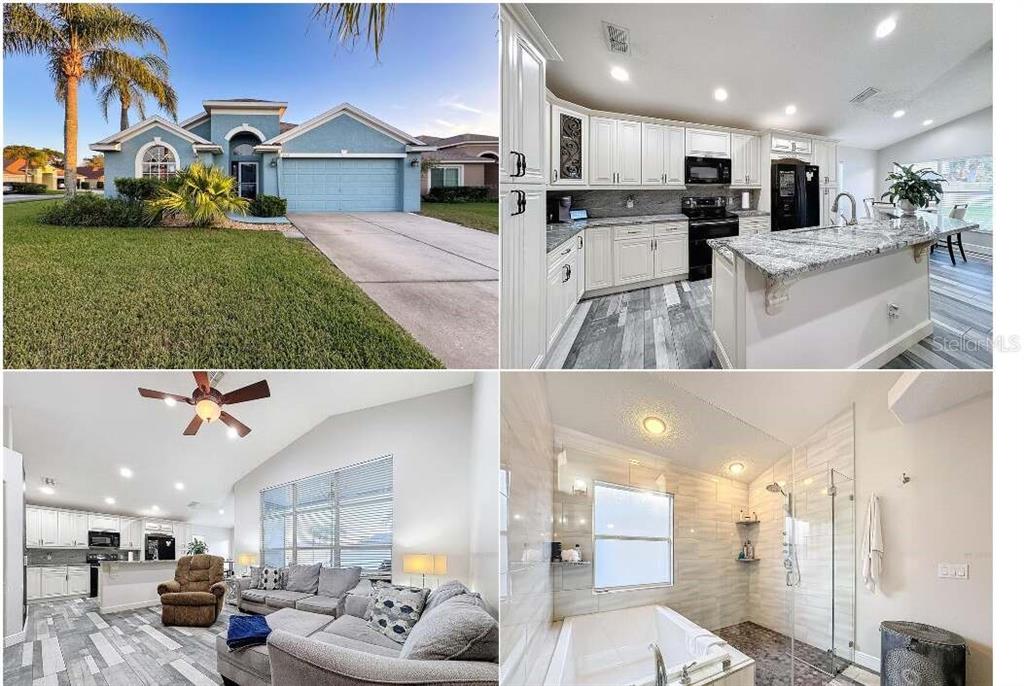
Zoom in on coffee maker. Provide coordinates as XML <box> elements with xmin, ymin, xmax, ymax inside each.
<box><xmin>547</xmin><ymin>195</ymin><xmax>572</xmax><ymax>223</ymax></box>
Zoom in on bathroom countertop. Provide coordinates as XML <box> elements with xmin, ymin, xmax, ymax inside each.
<box><xmin>546</xmin><ymin>214</ymin><xmax>689</xmax><ymax>253</ymax></box>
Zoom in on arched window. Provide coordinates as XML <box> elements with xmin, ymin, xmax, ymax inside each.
<box><xmin>141</xmin><ymin>145</ymin><xmax>176</xmax><ymax>179</ymax></box>
<box><xmin>232</xmin><ymin>142</ymin><xmax>255</xmax><ymax>157</ymax></box>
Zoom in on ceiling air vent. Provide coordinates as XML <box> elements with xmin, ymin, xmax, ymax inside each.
<box><xmin>849</xmin><ymin>87</ymin><xmax>881</xmax><ymax>104</ymax></box>
<box><xmin>603</xmin><ymin>22</ymin><xmax>631</xmax><ymax>55</ymax></box>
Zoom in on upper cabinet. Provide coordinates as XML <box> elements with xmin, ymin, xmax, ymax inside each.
<box><xmin>589</xmin><ymin>117</ymin><xmax>641</xmax><ymax>186</ymax></box>
<box><xmin>58</xmin><ymin>511</ymin><xmax>89</xmax><ymax>548</ymax></box>
<box><xmin>686</xmin><ymin>128</ymin><xmax>731</xmax><ymax>158</ymax></box>
<box><xmin>812</xmin><ymin>140</ymin><xmax>839</xmax><ymax>187</ymax></box>
<box><xmin>641</xmin><ymin>123</ymin><xmax>686</xmax><ymax>186</ymax></box>
<box><xmin>731</xmin><ymin>133</ymin><xmax>762</xmax><ymax>187</ymax></box>
<box><xmin>770</xmin><ymin>134</ymin><xmax>812</xmax><ymax>157</ymax></box>
<box><xmin>549</xmin><ymin>104</ymin><xmax>588</xmax><ymax>186</ymax></box>
<box><xmin>500</xmin><ymin>8</ymin><xmax>546</xmax><ymax>185</ymax></box>
<box><xmin>89</xmin><ymin>513</ymin><xmax>119</xmax><ymax>532</ymax></box>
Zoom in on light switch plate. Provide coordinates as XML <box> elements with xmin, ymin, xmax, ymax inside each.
<box><xmin>938</xmin><ymin>563</ymin><xmax>969</xmax><ymax>579</ymax></box>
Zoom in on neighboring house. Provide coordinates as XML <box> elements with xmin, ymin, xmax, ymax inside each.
<box><xmin>417</xmin><ymin>134</ymin><xmax>498</xmax><ymax>197</ymax></box>
<box><xmin>76</xmin><ymin>165</ymin><xmax>105</xmax><ymax>190</ymax></box>
<box><xmin>90</xmin><ymin>99</ymin><xmax>436</xmax><ymax>212</ymax></box>
<box><xmin>3</xmin><ymin>157</ymin><xmax>62</xmax><ymax>190</ymax></box>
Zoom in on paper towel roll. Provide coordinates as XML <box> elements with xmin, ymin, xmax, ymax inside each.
<box><xmin>741</xmin><ymin>191</ymin><xmax>750</xmax><ymax>209</ymax></box>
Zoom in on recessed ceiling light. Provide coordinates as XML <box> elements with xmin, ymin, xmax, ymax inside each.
<box><xmin>226</xmin><ymin>427</ymin><xmax>239</xmax><ymax>440</ymax></box>
<box><xmin>104</xmin><ymin>497</ymin><xmax>116</xmax><ymax>505</ymax></box>
<box><xmin>785</xmin><ymin>104</ymin><xmax>797</xmax><ymax>115</ymax></box>
<box><xmin>163</xmin><ymin>396</ymin><xmax>177</xmax><ymax>407</ymax></box>
<box><xmin>174</xmin><ymin>482</ymin><xmax>184</xmax><ymax>491</ymax></box>
<box><xmin>218</xmin><ymin>509</ymin><xmax>225</xmax><ymax>515</ymax></box>
<box><xmin>120</xmin><ymin>467</ymin><xmax>133</xmax><ymax>478</ymax></box>
<box><xmin>151</xmin><ymin>505</ymin><xmax>160</xmax><ymax>512</ymax></box>
<box><xmin>643</xmin><ymin>416</ymin><xmax>667</xmax><ymax>435</ymax></box>
<box><xmin>892</xmin><ymin>109</ymin><xmax>906</xmax><ymax>118</ymax></box>
<box><xmin>728</xmin><ymin>462</ymin><xmax>745</xmax><ymax>475</ymax></box>
<box><xmin>610</xmin><ymin>66</ymin><xmax>629</xmax><ymax>82</ymax></box>
<box><xmin>713</xmin><ymin>87</ymin><xmax>728</xmax><ymax>102</ymax></box>
<box><xmin>39</xmin><ymin>486</ymin><xmax>55</xmax><ymax>495</ymax></box>
<box><xmin>922</xmin><ymin>119</ymin><xmax>934</xmax><ymax>126</ymax></box>
<box><xmin>875</xmin><ymin>16</ymin><xmax>897</xmax><ymax>39</ymax></box>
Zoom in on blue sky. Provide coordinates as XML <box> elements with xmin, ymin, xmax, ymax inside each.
<box><xmin>2</xmin><ymin>3</ymin><xmax>498</xmax><ymax>162</ymax></box>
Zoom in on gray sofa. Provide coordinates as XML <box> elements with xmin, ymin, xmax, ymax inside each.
<box><xmin>238</xmin><ymin>564</ymin><xmax>362</xmax><ymax>618</ymax></box>
<box><xmin>217</xmin><ymin>580</ymin><xmax>498</xmax><ymax>686</ymax></box>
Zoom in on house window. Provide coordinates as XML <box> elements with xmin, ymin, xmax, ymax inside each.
<box><xmin>893</xmin><ymin>156</ymin><xmax>992</xmax><ymax>232</ymax></box>
<box><xmin>593</xmin><ymin>481</ymin><xmax>673</xmax><ymax>592</ymax></box>
<box><xmin>141</xmin><ymin>145</ymin><xmax>177</xmax><ymax>179</ymax></box>
<box><xmin>260</xmin><ymin>455</ymin><xmax>393</xmax><ymax>574</ymax></box>
<box><xmin>429</xmin><ymin>166</ymin><xmax>461</xmax><ymax>188</ymax></box>
<box><xmin>232</xmin><ymin>143</ymin><xmax>255</xmax><ymax>157</ymax></box>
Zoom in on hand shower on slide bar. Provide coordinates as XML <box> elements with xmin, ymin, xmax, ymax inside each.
<box><xmin>765</xmin><ymin>482</ymin><xmax>801</xmax><ymax>587</ymax></box>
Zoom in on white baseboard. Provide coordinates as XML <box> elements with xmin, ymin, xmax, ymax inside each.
<box><xmin>854</xmin><ymin>319</ymin><xmax>932</xmax><ymax>369</ymax></box>
<box><xmin>854</xmin><ymin>650</ymin><xmax>881</xmax><ymax>672</ymax></box>
<box><xmin>99</xmin><ymin>598</ymin><xmax>160</xmax><ymax>614</ymax></box>
<box><xmin>712</xmin><ymin>331</ymin><xmax>734</xmax><ymax>369</ymax></box>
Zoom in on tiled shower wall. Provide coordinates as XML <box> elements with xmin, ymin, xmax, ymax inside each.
<box><xmin>548</xmin><ymin>187</ymin><xmax>762</xmax><ymax>219</ymax></box>
<box><xmin>551</xmin><ymin>446</ymin><xmax>753</xmax><ymax>631</ymax></box>
<box><xmin>747</xmin><ymin>408</ymin><xmax>856</xmax><ymax>659</ymax></box>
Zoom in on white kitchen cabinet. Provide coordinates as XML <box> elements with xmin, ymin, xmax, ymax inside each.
<box><xmin>89</xmin><ymin>513</ymin><xmax>119</xmax><ymax>532</ymax></box>
<box><xmin>499</xmin><ymin>7</ymin><xmax>546</xmax><ymax>185</ymax></box>
<box><xmin>812</xmin><ymin>140</ymin><xmax>838</xmax><ymax>187</ymax></box>
<box><xmin>653</xmin><ymin>234</ymin><xmax>688</xmax><ymax>278</ymax></box>
<box><xmin>26</xmin><ymin>507</ymin><xmax>43</xmax><ymax>548</ymax></box>
<box><xmin>39</xmin><ymin>509</ymin><xmax>59</xmax><ymax>548</ymax></box>
<box><xmin>546</xmin><ymin>241</ymin><xmax>578</xmax><ymax>348</ymax></box>
<box><xmin>500</xmin><ymin>187</ymin><xmax>547</xmax><ymax>368</ymax></box>
<box><xmin>585</xmin><ymin>228</ymin><xmax>614</xmax><ymax>290</ymax></box>
<box><xmin>145</xmin><ymin>520</ymin><xmax>174</xmax><ymax>534</ymax></box>
<box><xmin>120</xmin><ymin>517</ymin><xmax>143</xmax><ymax>550</ymax></box>
<box><xmin>589</xmin><ymin>117</ymin><xmax>616</xmax><ymax>185</ymax></box>
<box><xmin>58</xmin><ymin>511</ymin><xmax>88</xmax><ymax>548</ymax></box>
<box><xmin>731</xmin><ymin>133</ymin><xmax>761</xmax><ymax>187</ymax></box>
<box><xmin>686</xmin><ymin>128</ymin><xmax>731</xmax><ymax>158</ymax></box>
<box><xmin>550</xmin><ymin>104</ymin><xmax>588</xmax><ymax>186</ymax></box>
<box><xmin>642</xmin><ymin>123</ymin><xmax>686</xmax><ymax>186</ymax></box>
<box><xmin>39</xmin><ymin>566</ymin><xmax>67</xmax><ymax>598</ymax></box>
<box><xmin>173</xmin><ymin>523</ymin><xmax>190</xmax><ymax>558</ymax></box>
<box><xmin>614</xmin><ymin>237</ymin><xmax>656</xmax><ymax>285</ymax></box>
<box><xmin>574</xmin><ymin>233</ymin><xmax>586</xmax><ymax>300</ymax></box>
<box><xmin>616</xmin><ymin>120</ymin><xmax>642</xmax><ymax>185</ymax></box>
<box><xmin>589</xmin><ymin>118</ymin><xmax>641</xmax><ymax>186</ymax></box>
<box><xmin>67</xmin><ymin>566</ymin><xmax>90</xmax><ymax>595</ymax></box>
<box><xmin>771</xmin><ymin>134</ymin><xmax>812</xmax><ymax>157</ymax></box>
<box><xmin>739</xmin><ymin>216</ymin><xmax>771</xmax><ymax>235</ymax></box>
<box><xmin>26</xmin><ymin>567</ymin><xmax>42</xmax><ymax>600</ymax></box>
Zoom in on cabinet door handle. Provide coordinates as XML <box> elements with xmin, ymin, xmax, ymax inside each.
<box><xmin>561</xmin><ymin>247</ymin><xmax>571</xmax><ymax>256</ymax></box>
<box><xmin>578</xmin><ymin>235</ymin><xmax>583</xmax><ymax>249</ymax></box>
<box><xmin>552</xmin><ymin>168</ymin><xmax>558</xmax><ymax>183</ymax></box>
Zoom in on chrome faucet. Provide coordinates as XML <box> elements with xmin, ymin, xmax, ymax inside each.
<box><xmin>679</xmin><ymin>660</ymin><xmax>698</xmax><ymax>685</ymax></box>
<box><xmin>649</xmin><ymin>643</ymin><xmax>667</xmax><ymax>686</ymax></box>
<box><xmin>831</xmin><ymin>192</ymin><xmax>858</xmax><ymax>226</ymax></box>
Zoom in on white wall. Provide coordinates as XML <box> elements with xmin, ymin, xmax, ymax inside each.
<box><xmin>468</xmin><ymin>372</ymin><xmax>499</xmax><ymax>608</ymax></box>
<box><xmin>188</xmin><ymin>524</ymin><xmax>233</xmax><ymax>561</ymax></box>
<box><xmin>3</xmin><ymin>447</ymin><xmax>26</xmax><ymax>645</ymax></box>
<box><xmin>853</xmin><ymin>388</ymin><xmax>992</xmax><ymax>684</ymax></box>
<box><xmin>838</xmin><ymin>145</ymin><xmax>878</xmax><ymax>207</ymax></box>
<box><xmin>232</xmin><ymin>384</ymin><xmax>493</xmax><ymax>605</ymax></box>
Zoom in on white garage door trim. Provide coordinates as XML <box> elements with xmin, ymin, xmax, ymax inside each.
<box><xmin>280</xmin><ymin>158</ymin><xmax>402</xmax><ymax>212</ymax></box>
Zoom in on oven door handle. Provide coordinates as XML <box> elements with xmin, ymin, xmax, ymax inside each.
<box><xmin>690</xmin><ymin>219</ymin><xmax>737</xmax><ymax>227</ymax></box>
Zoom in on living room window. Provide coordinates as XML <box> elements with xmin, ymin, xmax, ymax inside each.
<box><xmin>141</xmin><ymin>144</ymin><xmax>177</xmax><ymax>180</ymax></box>
<box><xmin>893</xmin><ymin>156</ymin><xmax>993</xmax><ymax>232</ymax></box>
<box><xmin>260</xmin><ymin>455</ymin><xmax>393</xmax><ymax>575</ymax></box>
<box><xmin>429</xmin><ymin>165</ymin><xmax>462</xmax><ymax>188</ymax></box>
<box><xmin>592</xmin><ymin>481</ymin><xmax>673</xmax><ymax>593</ymax></box>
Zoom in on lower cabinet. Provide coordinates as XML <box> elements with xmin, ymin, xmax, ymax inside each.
<box><xmin>39</xmin><ymin>566</ymin><xmax>68</xmax><ymax>599</ymax></box>
<box><xmin>585</xmin><ymin>228</ymin><xmax>613</xmax><ymax>290</ymax></box>
<box><xmin>68</xmin><ymin>566</ymin><xmax>89</xmax><ymax>595</ymax></box>
<box><xmin>26</xmin><ymin>567</ymin><xmax>41</xmax><ymax>600</ymax></box>
<box><xmin>500</xmin><ymin>188</ymin><xmax>547</xmax><ymax>368</ymax></box>
<box><xmin>653</xmin><ymin>235</ymin><xmax>688</xmax><ymax>278</ymax></box>
<box><xmin>28</xmin><ymin>566</ymin><xmax>90</xmax><ymax>600</ymax></box>
<box><xmin>614</xmin><ymin>237</ymin><xmax>655</xmax><ymax>285</ymax></box>
<box><xmin>583</xmin><ymin>222</ymin><xmax>689</xmax><ymax>293</ymax></box>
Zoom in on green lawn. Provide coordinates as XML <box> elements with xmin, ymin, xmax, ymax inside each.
<box><xmin>419</xmin><ymin>201</ymin><xmax>498</xmax><ymax>234</ymax></box>
<box><xmin>3</xmin><ymin>201</ymin><xmax>442</xmax><ymax>369</ymax></box>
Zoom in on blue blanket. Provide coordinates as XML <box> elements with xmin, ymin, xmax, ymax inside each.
<box><xmin>226</xmin><ymin>614</ymin><xmax>272</xmax><ymax>651</ymax></box>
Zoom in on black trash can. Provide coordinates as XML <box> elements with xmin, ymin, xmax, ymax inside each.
<box><xmin>880</xmin><ymin>621</ymin><xmax>967</xmax><ymax>686</ymax></box>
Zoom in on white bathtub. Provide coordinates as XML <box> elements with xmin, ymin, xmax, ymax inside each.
<box><xmin>544</xmin><ymin>605</ymin><xmax>755</xmax><ymax>686</ymax></box>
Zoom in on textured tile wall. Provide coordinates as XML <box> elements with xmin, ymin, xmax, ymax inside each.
<box><xmin>549</xmin><ymin>188</ymin><xmax>762</xmax><ymax>218</ymax></box>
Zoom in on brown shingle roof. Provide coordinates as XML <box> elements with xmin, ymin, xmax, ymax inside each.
<box><xmin>76</xmin><ymin>165</ymin><xmax>104</xmax><ymax>180</ymax></box>
<box><xmin>417</xmin><ymin>133</ymin><xmax>498</xmax><ymax>148</ymax></box>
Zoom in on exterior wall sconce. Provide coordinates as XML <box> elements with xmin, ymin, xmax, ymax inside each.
<box><xmin>269</xmin><ymin>160</ymin><xmax>277</xmax><ymax>167</ymax></box>
<box><xmin>410</xmin><ymin>159</ymin><xmax>420</xmax><ymax>167</ymax></box>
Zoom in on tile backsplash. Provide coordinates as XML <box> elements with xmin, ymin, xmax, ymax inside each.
<box><xmin>549</xmin><ymin>187</ymin><xmax>761</xmax><ymax>219</ymax></box>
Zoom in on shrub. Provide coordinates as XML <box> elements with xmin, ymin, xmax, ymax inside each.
<box><xmin>39</xmin><ymin>194</ymin><xmax>153</xmax><ymax>227</ymax></box>
<box><xmin>422</xmin><ymin>186</ymin><xmax>490</xmax><ymax>203</ymax></box>
<box><xmin>7</xmin><ymin>182</ymin><xmax>48</xmax><ymax>195</ymax></box>
<box><xmin>250</xmin><ymin>194</ymin><xmax>288</xmax><ymax>217</ymax></box>
<box><xmin>146</xmin><ymin>163</ymin><xmax>249</xmax><ymax>227</ymax></box>
<box><xmin>114</xmin><ymin>177</ymin><xmax>167</xmax><ymax>202</ymax></box>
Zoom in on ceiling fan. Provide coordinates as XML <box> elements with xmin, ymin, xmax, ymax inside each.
<box><xmin>138</xmin><ymin>371</ymin><xmax>270</xmax><ymax>438</ymax></box>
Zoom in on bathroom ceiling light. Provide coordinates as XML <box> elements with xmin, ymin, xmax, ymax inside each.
<box><xmin>104</xmin><ymin>497</ymin><xmax>116</xmax><ymax>505</ymax></box>
<box><xmin>120</xmin><ymin>467</ymin><xmax>133</xmax><ymax>478</ymax></box>
<box><xmin>785</xmin><ymin>104</ymin><xmax>797</xmax><ymax>115</ymax></box>
<box><xmin>728</xmin><ymin>462</ymin><xmax>745</xmax><ymax>475</ymax></box>
<box><xmin>922</xmin><ymin>119</ymin><xmax>934</xmax><ymax>126</ymax></box>
<box><xmin>713</xmin><ymin>87</ymin><xmax>728</xmax><ymax>102</ymax></box>
<box><xmin>875</xmin><ymin>16</ymin><xmax>897</xmax><ymax>39</ymax></box>
<box><xmin>643</xmin><ymin>416</ymin><xmax>667</xmax><ymax>435</ymax></box>
<box><xmin>892</xmin><ymin>109</ymin><xmax>906</xmax><ymax>118</ymax></box>
<box><xmin>174</xmin><ymin>482</ymin><xmax>184</xmax><ymax>491</ymax></box>
<box><xmin>610</xmin><ymin>66</ymin><xmax>629</xmax><ymax>82</ymax></box>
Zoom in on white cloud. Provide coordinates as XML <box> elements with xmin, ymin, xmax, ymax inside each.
<box><xmin>439</xmin><ymin>95</ymin><xmax>484</xmax><ymax>115</ymax></box>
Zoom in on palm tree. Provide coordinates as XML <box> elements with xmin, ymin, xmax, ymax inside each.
<box><xmin>3</xmin><ymin>4</ymin><xmax>169</xmax><ymax>196</ymax></box>
<box><xmin>147</xmin><ymin>163</ymin><xmax>250</xmax><ymax>227</ymax></box>
<box><xmin>83</xmin><ymin>154</ymin><xmax>104</xmax><ymax>171</ymax></box>
<box><xmin>24</xmin><ymin>149</ymin><xmax>50</xmax><ymax>183</ymax></box>
<box><xmin>92</xmin><ymin>53</ymin><xmax>177</xmax><ymax>130</ymax></box>
<box><xmin>311</xmin><ymin>3</ymin><xmax>393</xmax><ymax>59</ymax></box>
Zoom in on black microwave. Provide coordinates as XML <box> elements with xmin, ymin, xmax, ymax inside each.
<box><xmin>685</xmin><ymin>156</ymin><xmax>731</xmax><ymax>184</ymax></box>
<box><xmin>88</xmin><ymin>530</ymin><xmax>120</xmax><ymax>548</ymax></box>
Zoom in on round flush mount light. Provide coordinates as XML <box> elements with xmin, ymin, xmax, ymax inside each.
<box><xmin>174</xmin><ymin>482</ymin><xmax>184</xmax><ymax>491</ymax></box>
<box><xmin>104</xmin><ymin>497</ymin><xmax>116</xmax><ymax>505</ymax></box>
<box><xmin>875</xmin><ymin>16</ymin><xmax>897</xmax><ymax>39</ymax></box>
<box><xmin>785</xmin><ymin>104</ymin><xmax>797</xmax><ymax>115</ymax></box>
<box><xmin>728</xmin><ymin>462</ymin><xmax>745</xmax><ymax>475</ymax></box>
<box><xmin>643</xmin><ymin>416</ymin><xmax>667</xmax><ymax>435</ymax></box>
<box><xmin>922</xmin><ymin>119</ymin><xmax>934</xmax><ymax>126</ymax></box>
<box><xmin>713</xmin><ymin>87</ymin><xmax>728</xmax><ymax>102</ymax></box>
<box><xmin>218</xmin><ymin>509</ymin><xmax>225</xmax><ymax>515</ymax></box>
<box><xmin>610</xmin><ymin>66</ymin><xmax>629</xmax><ymax>82</ymax></box>
<box><xmin>892</xmin><ymin>109</ymin><xmax>906</xmax><ymax>119</ymax></box>
<box><xmin>119</xmin><ymin>467</ymin><xmax>133</xmax><ymax>478</ymax></box>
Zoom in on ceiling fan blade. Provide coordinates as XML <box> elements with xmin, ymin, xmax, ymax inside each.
<box><xmin>183</xmin><ymin>414</ymin><xmax>204</xmax><ymax>436</ymax></box>
<box><xmin>138</xmin><ymin>388</ymin><xmax>193</xmax><ymax>404</ymax></box>
<box><xmin>219</xmin><ymin>411</ymin><xmax>252</xmax><ymax>438</ymax></box>
<box><xmin>193</xmin><ymin>371</ymin><xmax>210</xmax><ymax>393</ymax></box>
<box><xmin>221</xmin><ymin>380</ymin><xmax>271</xmax><ymax>405</ymax></box>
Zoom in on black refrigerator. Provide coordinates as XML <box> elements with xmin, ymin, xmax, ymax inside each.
<box><xmin>771</xmin><ymin>159</ymin><xmax>820</xmax><ymax>231</ymax></box>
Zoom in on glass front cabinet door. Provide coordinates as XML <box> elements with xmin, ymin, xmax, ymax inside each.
<box><xmin>550</xmin><ymin>104</ymin><xmax>588</xmax><ymax>186</ymax></box>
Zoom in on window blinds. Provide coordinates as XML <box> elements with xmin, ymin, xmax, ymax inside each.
<box><xmin>260</xmin><ymin>455</ymin><xmax>393</xmax><ymax>573</ymax></box>
<box><xmin>895</xmin><ymin>156</ymin><xmax>993</xmax><ymax>232</ymax></box>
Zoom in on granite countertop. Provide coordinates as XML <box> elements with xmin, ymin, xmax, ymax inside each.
<box><xmin>708</xmin><ymin>213</ymin><xmax>980</xmax><ymax>281</ymax></box>
<box><xmin>99</xmin><ymin>559</ymin><xmax>176</xmax><ymax>565</ymax></box>
<box><xmin>28</xmin><ymin>563</ymin><xmax>91</xmax><ymax>567</ymax></box>
<box><xmin>546</xmin><ymin>214</ymin><xmax>689</xmax><ymax>253</ymax></box>
<box><xmin>733</xmin><ymin>209</ymin><xmax>770</xmax><ymax>218</ymax></box>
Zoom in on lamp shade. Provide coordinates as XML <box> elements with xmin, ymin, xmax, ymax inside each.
<box><xmin>403</xmin><ymin>554</ymin><xmax>436</xmax><ymax>575</ymax></box>
<box><xmin>433</xmin><ymin>555</ymin><xmax>447</xmax><ymax>576</ymax></box>
<box><xmin>237</xmin><ymin>553</ymin><xmax>257</xmax><ymax>567</ymax></box>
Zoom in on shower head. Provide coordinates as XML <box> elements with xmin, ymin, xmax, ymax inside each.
<box><xmin>766</xmin><ymin>482</ymin><xmax>788</xmax><ymax>497</ymax></box>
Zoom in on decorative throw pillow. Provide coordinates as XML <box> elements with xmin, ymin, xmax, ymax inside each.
<box><xmin>247</xmin><ymin>566</ymin><xmax>263</xmax><ymax>584</ymax></box>
<box><xmin>368</xmin><ymin>582</ymin><xmax>429</xmax><ymax>644</ymax></box>
<box><xmin>258</xmin><ymin>567</ymin><xmax>283</xmax><ymax>591</ymax></box>
<box><xmin>399</xmin><ymin>595</ymin><xmax>499</xmax><ymax>662</ymax></box>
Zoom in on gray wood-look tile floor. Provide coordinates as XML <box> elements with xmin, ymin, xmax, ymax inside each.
<box><xmin>547</xmin><ymin>254</ymin><xmax>992</xmax><ymax>370</ymax></box>
<box><xmin>3</xmin><ymin>597</ymin><xmax>241</xmax><ymax>686</ymax></box>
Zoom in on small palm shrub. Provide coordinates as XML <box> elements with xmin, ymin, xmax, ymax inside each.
<box><xmin>250</xmin><ymin>194</ymin><xmax>287</xmax><ymax>217</ymax></box>
<box><xmin>40</xmin><ymin>194</ymin><xmax>152</xmax><ymax>227</ymax></box>
<box><xmin>147</xmin><ymin>163</ymin><xmax>249</xmax><ymax>227</ymax></box>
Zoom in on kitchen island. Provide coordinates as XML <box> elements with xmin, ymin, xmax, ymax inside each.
<box><xmin>98</xmin><ymin>559</ymin><xmax>178</xmax><ymax>613</ymax></box>
<box><xmin>708</xmin><ymin>211</ymin><xmax>979</xmax><ymax>369</ymax></box>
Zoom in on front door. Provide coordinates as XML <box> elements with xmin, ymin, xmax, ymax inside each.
<box><xmin>237</xmin><ymin>162</ymin><xmax>258</xmax><ymax>199</ymax></box>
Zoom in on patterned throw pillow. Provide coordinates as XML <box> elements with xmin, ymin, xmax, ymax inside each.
<box><xmin>258</xmin><ymin>567</ymin><xmax>283</xmax><ymax>591</ymax></box>
<box><xmin>368</xmin><ymin>582</ymin><xmax>429</xmax><ymax>644</ymax></box>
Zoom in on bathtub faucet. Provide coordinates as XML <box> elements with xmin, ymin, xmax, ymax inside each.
<box><xmin>648</xmin><ymin>643</ymin><xmax>667</xmax><ymax>686</ymax></box>
<box><xmin>679</xmin><ymin>661</ymin><xmax>698</xmax><ymax>685</ymax></box>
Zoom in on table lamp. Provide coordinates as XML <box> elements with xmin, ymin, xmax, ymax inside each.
<box><xmin>402</xmin><ymin>553</ymin><xmax>447</xmax><ymax>588</ymax></box>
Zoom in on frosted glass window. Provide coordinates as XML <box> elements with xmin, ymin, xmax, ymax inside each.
<box><xmin>593</xmin><ymin>482</ymin><xmax>673</xmax><ymax>592</ymax></box>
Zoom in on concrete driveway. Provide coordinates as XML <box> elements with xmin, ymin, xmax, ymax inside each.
<box><xmin>289</xmin><ymin>212</ymin><xmax>498</xmax><ymax>369</ymax></box>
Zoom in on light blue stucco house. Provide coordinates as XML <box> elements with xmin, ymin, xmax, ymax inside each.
<box><xmin>90</xmin><ymin>99</ymin><xmax>435</xmax><ymax>212</ymax></box>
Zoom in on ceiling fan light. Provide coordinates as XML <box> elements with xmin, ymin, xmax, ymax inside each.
<box><xmin>195</xmin><ymin>398</ymin><xmax>222</xmax><ymax>423</ymax></box>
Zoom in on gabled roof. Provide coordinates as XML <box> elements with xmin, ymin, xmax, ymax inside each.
<box><xmin>261</xmin><ymin>102</ymin><xmax>427</xmax><ymax>147</ymax></box>
<box><xmin>92</xmin><ymin>116</ymin><xmax>215</xmax><ymax>148</ymax></box>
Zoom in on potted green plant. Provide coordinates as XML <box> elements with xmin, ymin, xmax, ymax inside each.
<box><xmin>185</xmin><ymin>538</ymin><xmax>209</xmax><ymax>556</ymax></box>
<box><xmin>881</xmin><ymin>164</ymin><xmax>945</xmax><ymax>216</ymax></box>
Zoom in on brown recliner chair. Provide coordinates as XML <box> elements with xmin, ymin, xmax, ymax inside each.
<box><xmin>157</xmin><ymin>554</ymin><xmax>227</xmax><ymax>627</ymax></box>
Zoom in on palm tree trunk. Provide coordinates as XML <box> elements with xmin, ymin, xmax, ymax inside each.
<box><xmin>64</xmin><ymin>75</ymin><xmax>79</xmax><ymax>196</ymax></box>
<box><xmin>120</xmin><ymin>104</ymin><xmax>130</xmax><ymax>131</ymax></box>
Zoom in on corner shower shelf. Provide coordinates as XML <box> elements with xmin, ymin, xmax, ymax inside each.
<box><xmin>736</xmin><ymin>558</ymin><xmax>760</xmax><ymax>563</ymax></box>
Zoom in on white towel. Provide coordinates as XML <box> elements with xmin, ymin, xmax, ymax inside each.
<box><xmin>860</xmin><ymin>493</ymin><xmax>884</xmax><ymax>593</ymax></box>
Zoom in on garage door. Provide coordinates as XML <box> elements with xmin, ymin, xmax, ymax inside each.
<box><xmin>280</xmin><ymin>158</ymin><xmax>401</xmax><ymax>212</ymax></box>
